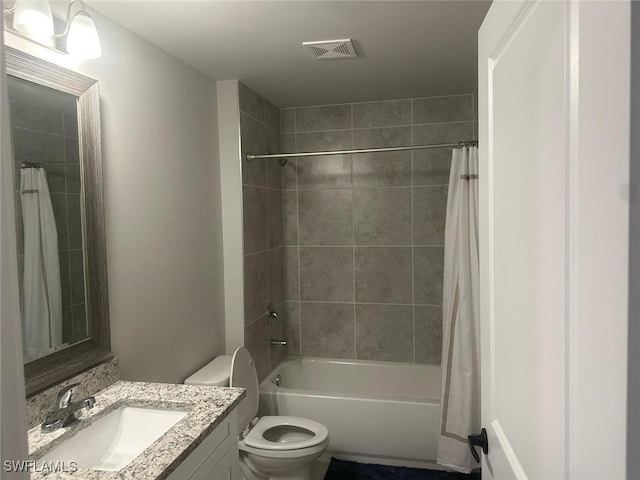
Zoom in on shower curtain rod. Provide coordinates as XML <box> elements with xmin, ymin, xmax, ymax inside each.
<box><xmin>21</xmin><ymin>162</ymin><xmax>45</xmax><ymax>169</ymax></box>
<box><xmin>246</xmin><ymin>140</ymin><xmax>478</xmax><ymax>163</ymax></box>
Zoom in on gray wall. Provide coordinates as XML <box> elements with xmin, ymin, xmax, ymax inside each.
<box><xmin>280</xmin><ymin>95</ymin><xmax>475</xmax><ymax>364</ymax></box>
<box><xmin>239</xmin><ymin>83</ymin><xmax>286</xmax><ymax>381</ymax></box>
<box><xmin>9</xmin><ymin>81</ymin><xmax>87</xmax><ymax>346</ymax></box>
<box><xmin>628</xmin><ymin>1</ymin><xmax>640</xmax><ymax>476</ymax></box>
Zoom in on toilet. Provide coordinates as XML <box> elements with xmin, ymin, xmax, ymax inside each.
<box><xmin>185</xmin><ymin>347</ymin><xmax>328</xmax><ymax>480</ymax></box>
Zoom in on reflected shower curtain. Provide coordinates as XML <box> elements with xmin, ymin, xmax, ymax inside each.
<box><xmin>436</xmin><ymin>146</ymin><xmax>480</xmax><ymax>473</ymax></box>
<box><xmin>21</xmin><ymin>167</ymin><xmax>62</xmax><ymax>361</ymax></box>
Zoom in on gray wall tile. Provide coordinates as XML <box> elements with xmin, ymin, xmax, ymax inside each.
<box><xmin>13</xmin><ymin>128</ymin><xmax>65</xmax><ymax>165</ymax></box>
<box><xmin>298</xmin><ymin>189</ymin><xmax>353</xmax><ymax>245</ymax></box>
<box><xmin>10</xmin><ymin>100</ymin><xmax>63</xmax><ymax>135</ymax></box>
<box><xmin>296</xmin><ymin>105</ymin><xmax>351</xmax><ymax>132</ymax></box>
<box><xmin>65</xmin><ymin>138</ymin><xmax>79</xmax><ymax>164</ymax></box>
<box><xmin>50</xmin><ymin>193</ymin><xmax>69</xmax><ymax>250</ymax></box>
<box><xmin>266</xmin><ymin>158</ymin><xmax>283</xmax><ymax>190</ymax></box>
<box><xmin>267</xmin><ymin>189</ymin><xmax>283</xmax><ymax>248</ymax></box>
<box><xmin>413</xmin><ymin>148</ymin><xmax>452</xmax><ymax>186</ymax></box>
<box><xmin>301</xmin><ymin>302</ymin><xmax>355</xmax><ymax>358</ymax></box>
<box><xmin>296</xmin><ymin>155</ymin><xmax>352</xmax><ymax>190</ymax></box>
<box><xmin>282</xmin><ymin>158</ymin><xmax>298</xmax><ymax>191</ymax></box>
<box><xmin>46</xmin><ymin>166</ymin><xmax>66</xmax><ymax>193</ymax></box>
<box><xmin>281</xmin><ymin>109</ymin><xmax>296</xmax><ymax>133</ymax></box>
<box><xmin>352</xmin><ymin>151</ymin><xmax>411</xmax><ymax>187</ymax></box>
<box><xmin>264</xmin><ymin>100</ymin><xmax>281</xmax><ymax>132</ymax></box>
<box><xmin>268</xmin><ymin>302</ymin><xmax>286</xmax><ymax>368</ymax></box>
<box><xmin>414</xmin><ymin>247</ymin><xmax>444</xmax><ymax>305</ymax></box>
<box><xmin>296</xmin><ymin>130</ymin><xmax>352</xmax><ymax>152</ymax></box>
<box><xmin>72</xmin><ymin>304</ymin><xmax>87</xmax><ymax>341</ymax></box>
<box><xmin>414</xmin><ymin>305</ymin><xmax>442</xmax><ymax>364</ymax></box>
<box><xmin>353</xmin><ymin>126</ymin><xmax>411</xmax><ymax>149</ymax></box>
<box><xmin>284</xmin><ymin>247</ymin><xmax>299</xmax><ymax>300</ymax></box>
<box><xmin>241</xmin><ymin>113</ymin><xmax>266</xmax><ymax>187</ymax></box>
<box><xmin>65</xmin><ymin>165</ymin><xmax>81</xmax><ymax>193</ymax></box>
<box><xmin>353</xmin><ymin>187</ymin><xmax>411</xmax><ymax>245</ymax></box>
<box><xmin>243</xmin><ymin>186</ymin><xmax>267</xmax><ymax>255</ymax></box>
<box><xmin>239</xmin><ymin>82</ymin><xmax>264</xmax><ymax>121</ymax></box>
<box><xmin>413</xmin><ymin>121</ymin><xmax>474</xmax><ymax>146</ymax></box>
<box><xmin>285</xmin><ymin>301</ymin><xmax>300</xmax><ymax>356</ymax></box>
<box><xmin>283</xmin><ymin>191</ymin><xmax>298</xmax><ymax>245</ymax></box>
<box><xmin>413</xmin><ymin>186</ymin><xmax>448</xmax><ymax>245</ymax></box>
<box><xmin>63</xmin><ymin>113</ymin><xmax>78</xmax><ymax>139</ymax></box>
<box><xmin>62</xmin><ymin>307</ymin><xmax>73</xmax><ymax>343</ymax></box>
<box><xmin>413</xmin><ymin>95</ymin><xmax>474</xmax><ymax>124</ymax></box>
<box><xmin>265</xmin><ymin>128</ymin><xmax>283</xmax><ymax>189</ymax></box>
<box><xmin>252</xmin><ymin>92</ymin><xmax>474</xmax><ymax>366</ymax></box>
<box><xmin>67</xmin><ymin>194</ymin><xmax>83</xmax><ymax>250</ymax></box>
<box><xmin>268</xmin><ymin>247</ymin><xmax>284</xmax><ymax>305</ymax></box>
<box><xmin>281</xmin><ymin>133</ymin><xmax>296</xmax><ymax>153</ymax></box>
<box><xmin>353</xmin><ymin>99</ymin><xmax>411</xmax><ymax>128</ymax></box>
<box><xmin>300</xmin><ymin>247</ymin><xmax>354</xmax><ymax>302</ymax></box>
<box><xmin>59</xmin><ymin>250</ymin><xmax>71</xmax><ymax>308</ymax></box>
<box><xmin>244</xmin><ymin>252</ymin><xmax>269</xmax><ymax>325</ymax></box>
<box><xmin>356</xmin><ymin>304</ymin><xmax>413</xmax><ymax>362</ymax></box>
<box><xmin>266</xmin><ymin>128</ymin><xmax>281</xmax><ymax>155</ymax></box>
<box><xmin>355</xmin><ymin>247</ymin><xmax>412</xmax><ymax>304</ymax></box>
<box><xmin>69</xmin><ymin>249</ymin><xmax>85</xmax><ymax>305</ymax></box>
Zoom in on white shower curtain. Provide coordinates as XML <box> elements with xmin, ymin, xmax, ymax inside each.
<box><xmin>436</xmin><ymin>146</ymin><xmax>480</xmax><ymax>473</ymax></box>
<box><xmin>21</xmin><ymin>167</ymin><xmax>62</xmax><ymax>361</ymax></box>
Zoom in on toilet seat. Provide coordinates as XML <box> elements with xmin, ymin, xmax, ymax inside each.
<box><xmin>244</xmin><ymin>416</ymin><xmax>329</xmax><ymax>451</ymax></box>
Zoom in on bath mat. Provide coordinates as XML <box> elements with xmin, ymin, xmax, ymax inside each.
<box><xmin>323</xmin><ymin>457</ymin><xmax>481</xmax><ymax>480</ymax></box>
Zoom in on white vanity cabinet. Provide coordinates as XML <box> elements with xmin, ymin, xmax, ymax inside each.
<box><xmin>166</xmin><ymin>410</ymin><xmax>239</xmax><ymax>480</ymax></box>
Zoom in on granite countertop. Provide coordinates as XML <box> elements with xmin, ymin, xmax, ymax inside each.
<box><xmin>27</xmin><ymin>381</ymin><xmax>245</xmax><ymax>479</ymax></box>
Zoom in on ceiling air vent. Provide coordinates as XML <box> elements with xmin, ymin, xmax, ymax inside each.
<box><xmin>303</xmin><ymin>39</ymin><xmax>357</xmax><ymax>60</ymax></box>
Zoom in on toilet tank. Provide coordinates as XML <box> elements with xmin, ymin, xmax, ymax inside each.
<box><xmin>184</xmin><ymin>356</ymin><xmax>232</xmax><ymax>387</ymax></box>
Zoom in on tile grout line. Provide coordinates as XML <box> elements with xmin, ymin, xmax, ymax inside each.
<box><xmin>351</xmin><ymin>102</ymin><xmax>357</xmax><ymax>361</ymax></box>
<box><xmin>285</xmin><ymin>93</ymin><xmax>473</xmax><ymax>113</ymax></box>
<box><xmin>411</xmin><ymin>98</ymin><xmax>416</xmax><ymax>364</ymax></box>
<box><xmin>263</xmin><ymin>102</ymin><xmax>271</xmax><ymax>367</ymax></box>
<box><xmin>292</xmin><ymin>119</ymin><xmax>475</xmax><ymax>136</ymax></box>
<box><xmin>294</xmin><ymin>107</ymin><xmax>303</xmax><ymax>358</ymax></box>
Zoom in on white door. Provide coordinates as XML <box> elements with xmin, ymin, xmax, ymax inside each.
<box><xmin>477</xmin><ymin>1</ymin><xmax>630</xmax><ymax>478</ymax></box>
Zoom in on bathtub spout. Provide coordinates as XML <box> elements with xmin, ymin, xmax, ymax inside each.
<box><xmin>270</xmin><ymin>339</ymin><xmax>287</xmax><ymax>346</ymax></box>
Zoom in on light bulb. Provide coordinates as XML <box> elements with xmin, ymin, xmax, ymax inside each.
<box><xmin>66</xmin><ymin>11</ymin><xmax>101</xmax><ymax>59</ymax></box>
<box><xmin>13</xmin><ymin>0</ymin><xmax>55</xmax><ymax>39</ymax></box>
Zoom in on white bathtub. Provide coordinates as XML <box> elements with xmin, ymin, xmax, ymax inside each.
<box><xmin>258</xmin><ymin>357</ymin><xmax>442</xmax><ymax>468</ymax></box>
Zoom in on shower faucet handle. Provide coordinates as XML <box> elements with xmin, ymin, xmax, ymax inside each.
<box><xmin>267</xmin><ymin>303</ymin><xmax>278</xmax><ymax>325</ymax></box>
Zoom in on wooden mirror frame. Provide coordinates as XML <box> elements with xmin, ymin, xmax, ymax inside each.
<box><xmin>6</xmin><ymin>47</ymin><xmax>112</xmax><ymax>396</ymax></box>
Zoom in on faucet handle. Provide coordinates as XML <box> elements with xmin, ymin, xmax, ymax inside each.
<box><xmin>56</xmin><ymin>382</ymin><xmax>82</xmax><ymax>409</ymax></box>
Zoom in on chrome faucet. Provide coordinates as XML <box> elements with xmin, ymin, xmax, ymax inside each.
<box><xmin>266</xmin><ymin>303</ymin><xmax>278</xmax><ymax>326</ymax></box>
<box><xmin>41</xmin><ymin>382</ymin><xmax>96</xmax><ymax>433</ymax></box>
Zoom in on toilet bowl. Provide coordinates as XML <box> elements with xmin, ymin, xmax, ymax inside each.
<box><xmin>185</xmin><ymin>347</ymin><xmax>328</xmax><ymax>480</ymax></box>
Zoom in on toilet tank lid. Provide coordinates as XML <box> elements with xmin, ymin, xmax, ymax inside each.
<box><xmin>184</xmin><ymin>355</ymin><xmax>232</xmax><ymax>386</ymax></box>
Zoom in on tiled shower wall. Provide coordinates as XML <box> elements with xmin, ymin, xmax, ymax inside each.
<box><xmin>280</xmin><ymin>95</ymin><xmax>475</xmax><ymax>364</ymax></box>
<box><xmin>239</xmin><ymin>83</ymin><xmax>287</xmax><ymax>381</ymax></box>
<box><xmin>9</xmin><ymin>81</ymin><xmax>88</xmax><ymax>347</ymax></box>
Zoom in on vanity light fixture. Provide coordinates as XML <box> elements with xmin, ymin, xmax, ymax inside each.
<box><xmin>4</xmin><ymin>0</ymin><xmax>102</xmax><ymax>59</ymax></box>
<box><xmin>13</xmin><ymin>0</ymin><xmax>54</xmax><ymax>40</ymax></box>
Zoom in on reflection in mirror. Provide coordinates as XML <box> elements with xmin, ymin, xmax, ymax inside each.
<box><xmin>6</xmin><ymin>47</ymin><xmax>111</xmax><ymax>396</ymax></box>
<box><xmin>9</xmin><ymin>77</ymin><xmax>89</xmax><ymax>363</ymax></box>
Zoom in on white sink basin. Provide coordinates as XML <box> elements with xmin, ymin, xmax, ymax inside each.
<box><xmin>39</xmin><ymin>406</ymin><xmax>187</xmax><ymax>471</ymax></box>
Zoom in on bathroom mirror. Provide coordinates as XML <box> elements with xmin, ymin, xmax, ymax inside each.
<box><xmin>6</xmin><ymin>47</ymin><xmax>111</xmax><ymax>396</ymax></box>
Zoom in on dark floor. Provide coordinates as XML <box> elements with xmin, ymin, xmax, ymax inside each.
<box><xmin>324</xmin><ymin>458</ymin><xmax>481</xmax><ymax>480</ymax></box>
